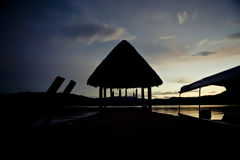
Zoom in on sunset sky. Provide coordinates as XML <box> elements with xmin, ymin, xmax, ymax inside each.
<box><xmin>1</xmin><ymin>0</ymin><xmax>240</xmax><ymax>98</ymax></box>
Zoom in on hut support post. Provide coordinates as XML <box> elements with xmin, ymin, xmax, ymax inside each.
<box><xmin>141</xmin><ymin>88</ymin><xmax>145</xmax><ymax>109</ymax></box>
<box><xmin>136</xmin><ymin>89</ymin><xmax>138</xmax><ymax>99</ymax></box>
<box><xmin>104</xmin><ymin>87</ymin><xmax>107</xmax><ymax>108</ymax></box>
<box><xmin>99</xmin><ymin>86</ymin><xmax>103</xmax><ymax>109</ymax></box>
<box><xmin>125</xmin><ymin>88</ymin><xmax>127</xmax><ymax>99</ymax></box>
<box><xmin>110</xmin><ymin>88</ymin><xmax>113</xmax><ymax>99</ymax></box>
<box><xmin>199</xmin><ymin>88</ymin><xmax>201</xmax><ymax>117</ymax></box>
<box><xmin>119</xmin><ymin>89</ymin><xmax>122</xmax><ymax>99</ymax></box>
<box><xmin>179</xmin><ymin>93</ymin><xmax>181</xmax><ymax>114</ymax></box>
<box><xmin>148</xmin><ymin>87</ymin><xmax>152</xmax><ymax>111</ymax></box>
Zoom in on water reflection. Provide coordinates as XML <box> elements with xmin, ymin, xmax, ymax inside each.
<box><xmin>152</xmin><ymin>105</ymin><xmax>227</xmax><ymax>120</ymax></box>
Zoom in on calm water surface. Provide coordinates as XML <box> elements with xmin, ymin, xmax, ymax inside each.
<box><xmin>49</xmin><ymin>105</ymin><xmax>238</xmax><ymax>125</ymax></box>
<box><xmin>84</xmin><ymin>105</ymin><xmax>230</xmax><ymax>120</ymax></box>
<box><xmin>152</xmin><ymin>105</ymin><xmax>228</xmax><ymax>120</ymax></box>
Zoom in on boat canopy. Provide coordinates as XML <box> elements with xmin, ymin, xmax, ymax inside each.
<box><xmin>180</xmin><ymin>65</ymin><xmax>240</xmax><ymax>93</ymax></box>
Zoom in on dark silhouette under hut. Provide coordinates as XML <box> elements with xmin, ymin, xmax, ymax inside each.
<box><xmin>87</xmin><ymin>40</ymin><xmax>163</xmax><ymax>110</ymax></box>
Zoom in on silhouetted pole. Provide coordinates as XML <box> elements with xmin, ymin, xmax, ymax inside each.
<box><xmin>99</xmin><ymin>86</ymin><xmax>103</xmax><ymax>109</ymax></box>
<box><xmin>199</xmin><ymin>87</ymin><xmax>201</xmax><ymax>117</ymax></box>
<box><xmin>119</xmin><ymin>89</ymin><xmax>122</xmax><ymax>99</ymax></box>
<box><xmin>104</xmin><ymin>87</ymin><xmax>107</xmax><ymax>108</ymax></box>
<box><xmin>141</xmin><ymin>87</ymin><xmax>145</xmax><ymax>108</ymax></box>
<box><xmin>178</xmin><ymin>93</ymin><xmax>181</xmax><ymax>114</ymax></box>
<box><xmin>136</xmin><ymin>89</ymin><xmax>138</xmax><ymax>99</ymax></box>
<box><xmin>125</xmin><ymin>88</ymin><xmax>127</xmax><ymax>99</ymax></box>
<box><xmin>148</xmin><ymin>87</ymin><xmax>152</xmax><ymax>111</ymax></box>
<box><xmin>63</xmin><ymin>80</ymin><xmax>76</xmax><ymax>94</ymax></box>
<box><xmin>110</xmin><ymin>88</ymin><xmax>112</xmax><ymax>98</ymax></box>
<box><xmin>47</xmin><ymin>76</ymin><xmax>65</xmax><ymax>94</ymax></box>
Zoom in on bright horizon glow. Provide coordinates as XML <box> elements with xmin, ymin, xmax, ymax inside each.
<box><xmin>75</xmin><ymin>85</ymin><xmax>226</xmax><ymax>99</ymax></box>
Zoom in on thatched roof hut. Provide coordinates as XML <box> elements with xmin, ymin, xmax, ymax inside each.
<box><xmin>87</xmin><ymin>40</ymin><xmax>162</xmax><ymax>88</ymax></box>
<box><xmin>87</xmin><ymin>40</ymin><xmax>162</xmax><ymax>110</ymax></box>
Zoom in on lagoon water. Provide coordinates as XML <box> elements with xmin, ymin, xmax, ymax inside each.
<box><xmin>152</xmin><ymin>105</ymin><xmax>227</xmax><ymax>120</ymax></box>
<box><xmin>107</xmin><ymin>105</ymin><xmax>230</xmax><ymax>120</ymax></box>
<box><xmin>48</xmin><ymin>105</ymin><xmax>239</xmax><ymax>126</ymax></box>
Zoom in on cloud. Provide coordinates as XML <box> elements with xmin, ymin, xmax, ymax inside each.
<box><xmin>101</xmin><ymin>27</ymin><xmax>136</xmax><ymax>42</ymax></box>
<box><xmin>208</xmin><ymin>39</ymin><xmax>226</xmax><ymax>46</ymax></box>
<box><xmin>159</xmin><ymin>35</ymin><xmax>176</xmax><ymax>40</ymax></box>
<box><xmin>63</xmin><ymin>23</ymin><xmax>135</xmax><ymax>45</ymax></box>
<box><xmin>193</xmin><ymin>51</ymin><xmax>217</xmax><ymax>56</ymax></box>
<box><xmin>153</xmin><ymin>91</ymin><xmax>179</xmax><ymax>95</ymax></box>
<box><xmin>215</xmin><ymin>45</ymin><xmax>240</xmax><ymax>57</ymax></box>
<box><xmin>191</xmin><ymin>11</ymin><xmax>199</xmax><ymax>21</ymax></box>
<box><xmin>180</xmin><ymin>44</ymin><xmax>240</xmax><ymax>64</ymax></box>
<box><xmin>198</xmin><ymin>38</ymin><xmax>208</xmax><ymax>47</ymax></box>
<box><xmin>167</xmin><ymin>77</ymin><xmax>193</xmax><ymax>84</ymax></box>
<box><xmin>178</xmin><ymin>10</ymin><xmax>197</xmax><ymax>24</ymax></box>
<box><xmin>177</xmin><ymin>11</ymin><xmax>188</xmax><ymax>24</ymax></box>
<box><xmin>208</xmin><ymin>32</ymin><xmax>240</xmax><ymax>46</ymax></box>
<box><xmin>226</xmin><ymin>32</ymin><xmax>240</xmax><ymax>39</ymax></box>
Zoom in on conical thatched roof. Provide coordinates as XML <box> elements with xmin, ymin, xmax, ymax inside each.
<box><xmin>87</xmin><ymin>40</ymin><xmax>163</xmax><ymax>88</ymax></box>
